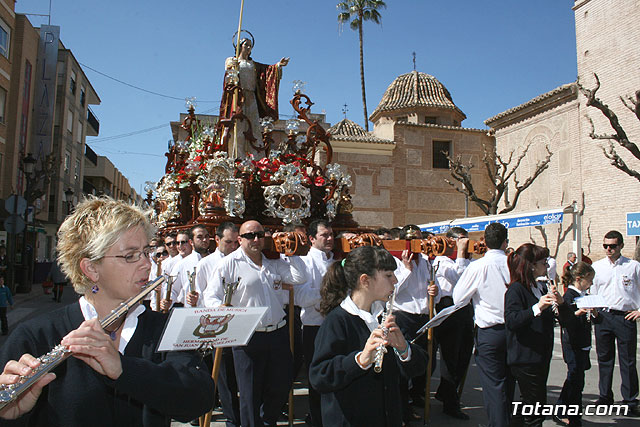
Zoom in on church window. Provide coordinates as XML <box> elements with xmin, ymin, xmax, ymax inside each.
<box><xmin>432</xmin><ymin>141</ymin><xmax>451</xmax><ymax>169</ymax></box>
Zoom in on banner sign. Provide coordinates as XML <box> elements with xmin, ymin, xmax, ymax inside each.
<box><xmin>626</xmin><ymin>212</ymin><xmax>640</xmax><ymax>236</ymax></box>
<box><xmin>32</xmin><ymin>25</ymin><xmax>60</xmax><ymax>171</ymax></box>
<box><xmin>157</xmin><ymin>306</ymin><xmax>267</xmax><ymax>352</ymax></box>
<box><xmin>419</xmin><ymin>208</ymin><xmax>565</xmax><ymax>234</ymax></box>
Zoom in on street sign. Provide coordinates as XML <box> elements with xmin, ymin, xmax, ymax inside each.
<box><xmin>626</xmin><ymin>212</ymin><xmax>640</xmax><ymax>236</ymax></box>
<box><xmin>4</xmin><ymin>214</ymin><xmax>25</xmax><ymax>234</ymax></box>
<box><xmin>4</xmin><ymin>195</ymin><xmax>26</xmax><ymax>215</ymax></box>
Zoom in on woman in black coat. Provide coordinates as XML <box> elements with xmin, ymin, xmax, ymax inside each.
<box><xmin>505</xmin><ymin>244</ymin><xmax>563</xmax><ymax>427</ymax></box>
<box><xmin>0</xmin><ymin>197</ymin><xmax>214</xmax><ymax>426</ymax></box>
<box><xmin>309</xmin><ymin>246</ymin><xmax>427</xmax><ymax>427</ymax></box>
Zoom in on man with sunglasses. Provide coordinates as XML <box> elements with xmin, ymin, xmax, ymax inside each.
<box><xmin>203</xmin><ymin>220</ymin><xmax>307</xmax><ymax>427</ymax></box>
<box><xmin>159</xmin><ymin>231</ymin><xmax>193</xmax><ymax>311</ymax></box>
<box><xmin>592</xmin><ymin>230</ymin><xmax>640</xmax><ymax>415</ymax></box>
<box><xmin>170</xmin><ymin>226</ymin><xmax>211</xmax><ymax>309</ymax></box>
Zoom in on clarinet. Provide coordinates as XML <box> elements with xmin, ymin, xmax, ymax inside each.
<box><xmin>0</xmin><ymin>276</ymin><xmax>165</xmax><ymax>411</ymax></box>
<box><xmin>540</xmin><ymin>277</ymin><xmax>559</xmax><ymax>316</ymax></box>
<box><xmin>373</xmin><ymin>288</ymin><xmax>397</xmax><ymax>374</ymax></box>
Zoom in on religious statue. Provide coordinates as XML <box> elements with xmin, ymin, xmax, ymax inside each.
<box><xmin>220</xmin><ymin>34</ymin><xmax>289</xmax><ymax>159</ymax></box>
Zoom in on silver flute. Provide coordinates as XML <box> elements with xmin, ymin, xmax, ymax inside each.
<box><xmin>540</xmin><ymin>277</ymin><xmax>559</xmax><ymax>316</ymax></box>
<box><xmin>374</xmin><ymin>287</ymin><xmax>397</xmax><ymax>374</ymax></box>
<box><xmin>0</xmin><ymin>276</ymin><xmax>165</xmax><ymax>411</ymax></box>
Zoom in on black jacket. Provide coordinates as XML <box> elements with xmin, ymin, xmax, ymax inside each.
<box><xmin>558</xmin><ymin>288</ymin><xmax>601</xmax><ymax>350</ymax></box>
<box><xmin>504</xmin><ymin>281</ymin><xmax>555</xmax><ymax>366</ymax></box>
<box><xmin>309</xmin><ymin>306</ymin><xmax>427</xmax><ymax>427</ymax></box>
<box><xmin>0</xmin><ymin>302</ymin><xmax>214</xmax><ymax>426</ymax></box>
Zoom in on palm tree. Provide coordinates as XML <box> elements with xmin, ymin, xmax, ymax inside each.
<box><xmin>337</xmin><ymin>0</ymin><xmax>386</xmax><ymax>131</ymax></box>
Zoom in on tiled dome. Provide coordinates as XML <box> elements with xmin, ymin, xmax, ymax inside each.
<box><xmin>328</xmin><ymin>119</ymin><xmax>393</xmax><ymax>143</ymax></box>
<box><xmin>370</xmin><ymin>71</ymin><xmax>465</xmax><ymax>121</ymax></box>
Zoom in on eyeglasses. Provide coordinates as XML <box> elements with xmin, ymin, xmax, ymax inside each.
<box><xmin>103</xmin><ymin>247</ymin><xmax>154</xmax><ymax>264</ymax></box>
<box><xmin>177</xmin><ymin>240</ymin><xmax>190</xmax><ymax>246</ymax></box>
<box><xmin>240</xmin><ymin>231</ymin><xmax>265</xmax><ymax>240</ymax></box>
<box><xmin>165</xmin><ymin>241</ymin><xmax>177</xmax><ymax>247</ymax></box>
<box><xmin>155</xmin><ymin>251</ymin><xmax>169</xmax><ymax>257</ymax></box>
<box><xmin>603</xmin><ymin>243</ymin><xmax>619</xmax><ymax>250</ymax></box>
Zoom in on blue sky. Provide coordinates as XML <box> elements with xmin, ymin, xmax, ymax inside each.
<box><xmin>16</xmin><ymin>0</ymin><xmax>578</xmax><ymax>194</ymax></box>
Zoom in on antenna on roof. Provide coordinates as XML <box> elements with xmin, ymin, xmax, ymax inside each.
<box><xmin>342</xmin><ymin>103</ymin><xmax>349</xmax><ymax>119</ymax></box>
<box><xmin>412</xmin><ymin>52</ymin><xmax>416</xmax><ymax>71</ymax></box>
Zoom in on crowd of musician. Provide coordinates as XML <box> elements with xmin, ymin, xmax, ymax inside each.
<box><xmin>1</xmin><ymin>195</ymin><xmax>639</xmax><ymax>427</ymax></box>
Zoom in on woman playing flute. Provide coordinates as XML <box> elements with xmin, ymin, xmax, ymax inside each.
<box><xmin>0</xmin><ymin>196</ymin><xmax>214</xmax><ymax>426</ymax></box>
<box><xmin>309</xmin><ymin>246</ymin><xmax>427</xmax><ymax>426</ymax></box>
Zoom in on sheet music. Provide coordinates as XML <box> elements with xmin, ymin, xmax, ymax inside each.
<box><xmin>575</xmin><ymin>294</ymin><xmax>608</xmax><ymax>309</ymax></box>
<box><xmin>414</xmin><ymin>302</ymin><xmax>468</xmax><ymax>337</ymax></box>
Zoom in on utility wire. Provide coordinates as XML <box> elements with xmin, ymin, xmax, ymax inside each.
<box><xmin>79</xmin><ymin>62</ymin><xmax>220</xmax><ymax>103</ymax></box>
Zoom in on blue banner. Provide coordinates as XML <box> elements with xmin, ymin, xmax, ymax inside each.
<box><xmin>420</xmin><ymin>209</ymin><xmax>564</xmax><ymax>234</ymax></box>
<box><xmin>626</xmin><ymin>212</ymin><xmax>640</xmax><ymax>236</ymax></box>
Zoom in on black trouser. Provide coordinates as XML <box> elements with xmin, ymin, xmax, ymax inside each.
<box><xmin>434</xmin><ymin>298</ymin><xmax>474</xmax><ymax>409</ymax></box>
<box><xmin>53</xmin><ymin>282</ymin><xmax>65</xmax><ymax>302</ymax></box>
<box><xmin>285</xmin><ymin>304</ymin><xmax>304</xmax><ymax>379</ymax></box>
<box><xmin>557</xmin><ymin>336</ymin><xmax>590</xmax><ymax>425</ymax></box>
<box><xmin>303</xmin><ymin>325</ymin><xmax>322</xmax><ymax>427</ymax></box>
<box><xmin>232</xmin><ymin>325</ymin><xmax>292</xmax><ymax>427</ymax></box>
<box><xmin>595</xmin><ymin>310</ymin><xmax>639</xmax><ymax>404</ymax></box>
<box><xmin>0</xmin><ymin>307</ymin><xmax>7</xmax><ymax>334</ymax></box>
<box><xmin>510</xmin><ymin>363</ymin><xmax>550</xmax><ymax>427</ymax></box>
<box><xmin>217</xmin><ymin>348</ymin><xmax>240</xmax><ymax>427</ymax></box>
<box><xmin>394</xmin><ymin>310</ymin><xmax>431</xmax><ymax>422</ymax></box>
<box><xmin>475</xmin><ymin>324</ymin><xmax>514</xmax><ymax>427</ymax></box>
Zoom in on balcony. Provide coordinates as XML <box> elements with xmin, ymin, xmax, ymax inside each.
<box><xmin>87</xmin><ymin>107</ymin><xmax>100</xmax><ymax>136</ymax></box>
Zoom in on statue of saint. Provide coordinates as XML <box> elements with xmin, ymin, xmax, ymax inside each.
<box><xmin>220</xmin><ymin>37</ymin><xmax>289</xmax><ymax>159</ymax></box>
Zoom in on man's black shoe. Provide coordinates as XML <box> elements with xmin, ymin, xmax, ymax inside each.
<box><xmin>593</xmin><ymin>397</ymin><xmax>613</xmax><ymax>406</ymax></box>
<box><xmin>552</xmin><ymin>414</ymin><xmax>569</xmax><ymax>426</ymax></box>
<box><xmin>443</xmin><ymin>405</ymin><xmax>470</xmax><ymax>420</ymax></box>
<box><xmin>626</xmin><ymin>404</ymin><xmax>640</xmax><ymax>417</ymax></box>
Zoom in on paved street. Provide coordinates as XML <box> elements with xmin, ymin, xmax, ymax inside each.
<box><xmin>2</xmin><ymin>287</ymin><xmax>638</xmax><ymax>426</ymax></box>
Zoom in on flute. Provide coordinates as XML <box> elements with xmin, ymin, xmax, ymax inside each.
<box><xmin>0</xmin><ymin>276</ymin><xmax>165</xmax><ymax>411</ymax></box>
<box><xmin>540</xmin><ymin>277</ymin><xmax>559</xmax><ymax>316</ymax></box>
<box><xmin>374</xmin><ymin>287</ymin><xmax>397</xmax><ymax>373</ymax></box>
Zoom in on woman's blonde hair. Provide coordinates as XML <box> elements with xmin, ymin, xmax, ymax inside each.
<box><xmin>56</xmin><ymin>196</ymin><xmax>155</xmax><ymax>294</ymax></box>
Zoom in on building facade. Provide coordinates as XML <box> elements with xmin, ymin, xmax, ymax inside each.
<box><xmin>486</xmin><ymin>0</ymin><xmax>640</xmax><ymax>261</ymax></box>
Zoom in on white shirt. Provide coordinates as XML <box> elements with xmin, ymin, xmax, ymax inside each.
<box><xmin>393</xmin><ymin>256</ymin><xmax>439</xmax><ymax>315</ymax></box>
<box><xmin>78</xmin><ymin>296</ymin><xmax>145</xmax><ymax>354</ymax></box>
<box><xmin>295</xmin><ymin>247</ymin><xmax>335</xmax><ymax>326</ymax></box>
<box><xmin>162</xmin><ymin>254</ymin><xmax>181</xmax><ymax>277</ymax></box>
<box><xmin>203</xmin><ymin>247</ymin><xmax>308</xmax><ymax>328</ymax></box>
<box><xmin>452</xmin><ymin>249</ymin><xmax>510</xmax><ymax>328</ymax></box>
<box><xmin>196</xmin><ymin>249</ymin><xmax>225</xmax><ymax>306</ymax></box>
<box><xmin>174</xmin><ymin>251</ymin><xmax>203</xmax><ymax>306</ymax></box>
<box><xmin>434</xmin><ymin>255</ymin><xmax>470</xmax><ymax>298</ymax></box>
<box><xmin>592</xmin><ymin>255</ymin><xmax>640</xmax><ymax>311</ymax></box>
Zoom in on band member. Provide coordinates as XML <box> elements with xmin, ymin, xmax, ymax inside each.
<box><xmin>197</xmin><ymin>222</ymin><xmax>240</xmax><ymax>427</ymax></box>
<box><xmin>203</xmin><ymin>220</ymin><xmax>307</xmax><ymax>427</ymax></box>
<box><xmin>433</xmin><ymin>226</ymin><xmax>472</xmax><ymax>419</ymax></box>
<box><xmin>161</xmin><ymin>232</ymin><xmax>180</xmax><ymax>274</ymax></box>
<box><xmin>159</xmin><ymin>230</ymin><xmax>193</xmax><ymax>311</ymax></box>
<box><xmin>391</xmin><ymin>225</ymin><xmax>438</xmax><ymax>423</ymax></box>
<box><xmin>505</xmin><ymin>244</ymin><xmax>562</xmax><ymax>426</ymax></box>
<box><xmin>294</xmin><ymin>219</ymin><xmax>335</xmax><ymax>427</ymax></box>
<box><xmin>173</xmin><ymin>225</ymin><xmax>211</xmax><ymax>307</ymax></box>
<box><xmin>452</xmin><ymin>222</ymin><xmax>512</xmax><ymax>427</ymax></box>
<box><xmin>556</xmin><ymin>261</ymin><xmax>599</xmax><ymax>426</ymax></box>
<box><xmin>0</xmin><ymin>196</ymin><xmax>214</xmax><ymax>426</ymax></box>
<box><xmin>309</xmin><ymin>246</ymin><xmax>427</xmax><ymax>427</ymax></box>
<box><xmin>592</xmin><ymin>230</ymin><xmax>640</xmax><ymax>415</ymax></box>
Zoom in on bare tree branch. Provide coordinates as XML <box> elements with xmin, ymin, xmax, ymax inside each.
<box><xmin>578</xmin><ymin>73</ymin><xmax>640</xmax><ymax>160</ymax></box>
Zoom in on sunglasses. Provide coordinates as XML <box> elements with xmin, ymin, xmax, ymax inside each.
<box><xmin>155</xmin><ymin>251</ymin><xmax>169</xmax><ymax>257</ymax></box>
<box><xmin>165</xmin><ymin>241</ymin><xmax>177</xmax><ymax>247</ymax></box>
<box><xmin>603</xmin><ymin>243</ymin><xmax>619</xmax><ymax>250</ymax></box>
<box><xmin>177</xmin><ymin>240</ymin><xmax>190</xmax><ymax>245</ymax></box>
<box><xmin>240</xmin><ymin>231</ymin><xmax>265</xmax><ymax>240</ymax></box>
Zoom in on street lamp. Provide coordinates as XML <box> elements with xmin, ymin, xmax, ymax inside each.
<box><xmin>23</xmin><ymin>153</ymin><xmax>36</xmax><ymax>176</ymax></box>
<box><xmin>63</xmin><ymin>188</ymin><xmax>74</xmax><ymax>215</ymax></box>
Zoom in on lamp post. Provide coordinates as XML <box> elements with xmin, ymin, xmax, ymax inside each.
<box><xmin>63</xmin><ymin>187</ymin><xmax>74</xmax><ymax>215</ymax></box>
